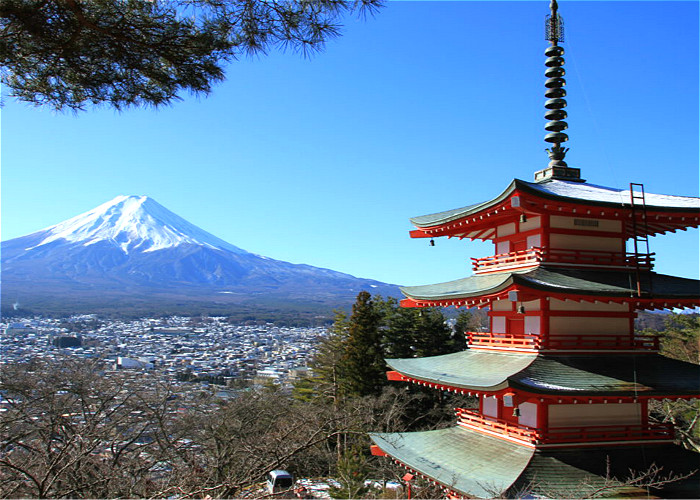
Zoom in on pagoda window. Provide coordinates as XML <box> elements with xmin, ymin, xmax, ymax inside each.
<box><xmin>524</xmin><ymin>316</ymin><xmax>541</xmax><ymax>335</ymax></box>
<box><xmin>491</xmin><ymin>316</ymin><xmax>506</xmax><ymax>334</ymax></box>
<box><xmin>496</xmin><ymin>240</ymin><xmax>510</xmax><ymax>254</ymax></box>
<box><xmin>526</xmin><ymin>234</ymin><xmax>541</xmax><ymax>248</ymax></box>
<box><xmin>550</xmin><ymin>216</ymin><xmax>622</xmax><ymax>233</ymax></box>
<box><xmin>518</xmin><ymin>402</ymin><xmax>538</xmax><ymax>428</ymax></box>
<box><xmin>482</xmin><ymin>395</ymin><xmax>499</xmax><ymax>418</ymax></box>
<box><xmin>548</xmin><ymin>403</ymin><xmax>642</xmax><ymax>428</ymax></box>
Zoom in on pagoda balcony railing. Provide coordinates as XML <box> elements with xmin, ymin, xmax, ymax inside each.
<box><xmin>456</xmin><ymin>409</ymin><xmax>675</xmax><ymax>445</ymax></box>
<box><xmin>456</xmin><ymin>408</ymin><xmax>537</xmax><ymax>443</ymax></box>
<box><xmin>466</xmin><ymin>332</ymin><xmax>660</xmax><ymax>351</ymax></box>
<box><xmin>471</xmin><ymin>247</ymin><xmax>654</xmax><ymax>274</ymax></box>
<box><xmin>542</xmin><ymin>422</ymin><xmax>675</xmax><ymax>444</ymax></box>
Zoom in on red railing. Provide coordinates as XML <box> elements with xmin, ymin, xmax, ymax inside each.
<box><xmin>471</xmin><ymin>247</ymin><xmax>654</xmax><ymax>274</ymax></box>
<box><xmin>466</xmin><ymin>332</ymin><xmax>659</xmax><ymax>351</ymax></box>
<box><xmin>471</xmin><ymin>248</ymin><xmax>543</xmax><ymax>273</ymax></box>
<box><xmin>542</xmin><ymin>423</ymin><xmax>674</xmax><ymax>444</ymax></box>
<box><xmin>546</xmin><ymin>334</ymin><xmax>660</xmax><ymax>351</ymax></box>
<box><xmin>545</xmin><ymin>248</ymin><xmax>655</xmax><ymax>269</ymax></box>
<box><xmin>455</xmin><ymin>409</ymin><xmax>675</xmax><ymax>445</ymax></box>
<box><xmin>456</xmin><ymin>409</ymin><xmax>539</xmax><ymax>443</ymax></box>
<box><xmin>467</xmin><ymin>332</ymin><xmax>542</xmax><ymax>349</ymax></box>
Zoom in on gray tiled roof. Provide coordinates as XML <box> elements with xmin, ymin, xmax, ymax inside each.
<box><xmin>409</xmin><ymin>179</ymin><xmax>700</xmax><ymax>228</ymax></box>
<box><xmin>371</xmin><ymin>427</ymin><xmax>700</xmax><ymax>498</ymax></box>
<box><xmin>387</xmin><ymin>351</ymin><xmax>700</xmax><ymax>396</ymax></box>
<box><xmin>370</xmin><ymin>427</ymin><xmax>534</xmax><ymax>498</ymax></box>
<box><xmin>400</xmin><ymin>268</ymin><xmax>700</xmax><ymax>301</ymax></box>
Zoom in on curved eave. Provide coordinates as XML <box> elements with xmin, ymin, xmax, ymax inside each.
<box><xmin>409</xmin><ymin>179</ymin><xmax>700</xmax><ymax>239</ymax></box>
<box><xmin>370</xmin><ymin>427</ymin><xmax>534</xmax><ymax>499</ymax></box>
<box><xmin>371</xmin><ymin>428</ymin><xmax>700</xmax><ymax>499</ymax></box>
<box><xmin>409</xmin><ymin>180</ymin><xmax>518</xmax><ymax>228</ymax></box>
<box><xmin>387</xmin><ymin>351</ymin><xmax>700</xmax><ymax>397</ymax></box>
<box><xmin>400</xmin><ymin>272</ymin><xmax>514</xmax><ymax>305</ymax></box>
<box><xmin>386</xmin><ymin>350</ymin><xmax>536</xmax><ymax>392</ymax></box>
<box><xmin>400</xmin><ymin>268</ymin><xmax>700</xmax><ymax>308</ymax></box>
<box><xmin>512</xmin><ymin>354</ymin><xmax>700</xmax><ymax>397</ymax></box>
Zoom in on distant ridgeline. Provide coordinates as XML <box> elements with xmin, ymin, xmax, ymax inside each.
<box><xmin>1</xmin><ymin>195</ymin><xmax>400</xmax><ymax>317</ymax></box>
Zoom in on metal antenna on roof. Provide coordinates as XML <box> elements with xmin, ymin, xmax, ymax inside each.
<box><xmin>544</xmin><ymin>0</ymin><xmax>569</xmax><ymax>168</ymax></box>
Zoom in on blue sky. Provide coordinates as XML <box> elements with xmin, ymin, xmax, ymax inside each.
<box><xmin>1</xmin><ymin>1</ymin><xmax>698</xmax><ymax>287</ymax></box>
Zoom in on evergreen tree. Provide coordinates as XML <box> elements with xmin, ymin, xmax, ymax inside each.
<box><xmin>413</xmin><ymin>307</ymin><xmax>461</xmax><ymax>357</ymax></box>
<box><xmin>0</xmin><ymin>0</ymin><xmax>382</xmax><ymax>110</ymax></box>
<box><xmin>341</xmin><ymin>291</ymin><xmax>385</xmax><ymax>397</ymax></box>
<box><xmin>381</xmin><ymin>297</ymin><xmax>418</xmax><ymax>359</ymax></box>
<box><xmin>453</xmin><ymin>309</ymin><xmax>476</xmax><ymax>346</ymax></box>
<box><xmin>300</xmin><ymin>309</ymin><xmax>350</xmax><ymax>404</ymax></box>
<box><xmin>328</xmin><ymin>446</ymin><xmax>372</xmax><ymax>499</ymax></box>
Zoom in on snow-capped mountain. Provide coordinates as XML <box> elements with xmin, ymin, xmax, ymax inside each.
<box><xmin>26</xmin><ymin>195</ymin><xmax>248</xmax><ymax>255</ymax></box>
<box><xmin>1</xmin><ymin>196</ymin><xmax>399</xmax><ymax>314</ymax></box>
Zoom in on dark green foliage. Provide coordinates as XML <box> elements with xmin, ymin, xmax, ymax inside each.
<box><xmin>382</xmin><ymin>297</ymin><xmax>464</xmax><ymax>359</ymax></box>
<box><xmin>328</xmin><ymin>446</ymin><xmax>372</xmax><ymax>499</ymax></box>
<box><xmin>306</xmin><ymin>293</ymin><xmax>466</xmax><ymax>401</ymax></box>
<box><xmin>454</xmin><ymin>309</ymin><xmax>477</xmax><ymax>338</ymax></box>
<box><xmin>0</xmin><ymin>0</ymin><xmax>383</xmax><ymax>110</ymax></box>
<box><xmin>302</xmin><ymin>310</ymin><xmax>349</xmax><ymax>403</ymax></box>
<box><xmin>342</xmin><ymin>291</ymin><xmax>385</xmax><ymax>398</ymax></box>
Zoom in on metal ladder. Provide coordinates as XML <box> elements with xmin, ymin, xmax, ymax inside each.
<box><xmin>629</xmin><ymin>183</ymin><xmax>651</xmax><ymax>296</ymax></box>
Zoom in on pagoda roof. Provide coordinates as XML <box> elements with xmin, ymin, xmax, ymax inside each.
<box><xmin>410</xmin><ymin>179</ymin><xmax>700</xmax><ymax>228</ymax></box>
<box><xmin>370</xmin><ymin>427</ymin><xmax>700</xmax><ymax>498</ymax></box>
<box><xmin>371</xmin><ymin>427</ymin><xmax>533</xmax><ymax>498</ymax></box>
<box><xmin>400</xmin><ymin>268</ymin><xmax>699</xmax><ymax>307</ymax></box>
<box><xmin>386</xmin><ymin>351</ymin><xmax>700</xmax><ymax>397</ymax></box>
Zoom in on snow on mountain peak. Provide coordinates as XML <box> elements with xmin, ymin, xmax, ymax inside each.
<box><xmin>27</xmin><ymin>195</ymin><xmax>248</xmax><ymax>255</ymax></box>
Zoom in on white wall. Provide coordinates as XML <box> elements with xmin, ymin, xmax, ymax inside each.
<box><xmin>482</xmin><ymin>396</ymin><xmax>499</xmax><ymax>418</ymax></box>
<box><xmin>550</xmin><ymin>317</ymin><xmax>630</xmax><ymax>335</ymax></box>
<box><xmin>549</xmin><ymin>403</ymin><xmax>641</xmax><ymax>427</ymax></box>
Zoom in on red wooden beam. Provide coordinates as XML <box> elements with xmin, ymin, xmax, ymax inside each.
<box><xmin>370</xmin><ymin>444</ymin><xmax>387</xmax><ymax>457</ymax></box>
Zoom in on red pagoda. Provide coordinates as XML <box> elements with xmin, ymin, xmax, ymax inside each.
<box><xmin>370</xmin><ymin>1</ymin><xmax>700</xmax><ymax>498</ymax></box>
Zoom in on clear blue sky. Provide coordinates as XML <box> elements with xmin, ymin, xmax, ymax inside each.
<box><xmin>1</xmin><ymin>1</ymin><xmax>698</xmax><ymax>287</ymax></box>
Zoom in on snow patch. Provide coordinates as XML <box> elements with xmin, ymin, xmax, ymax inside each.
<box><xmin>529</xmin><ymin>180</ymin><xmax>700</xmax><ymax>208</ymax></box>
<box><xmin>27</xmin><ymin>195</ymin><xmax>250</xmax><ymax>255</ymax></box>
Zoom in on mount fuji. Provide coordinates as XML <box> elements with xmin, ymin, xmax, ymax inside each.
<box><xmin>1</xmin><ymin>196</ymin><xmax>400</xmax><ymax>315</ymax></box>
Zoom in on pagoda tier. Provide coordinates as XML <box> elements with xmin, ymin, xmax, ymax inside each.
<box><xmin>384</xmin><ymin>351</ymin><xmax>700</xmax><ymax>398</ymax></box>
<box><xmin>370</xmin><ymin>428</ymin><xmax>700</xmax><ymax>499</ymax></box>
<box><xmin>409</xmin><ymin>179</ymin><xmax>700</xmax><ymax>241</ymax></box>
<box><xmin>400</xmin><ymin>268</ymin><xmax>699</xmax><ymax>352</ymax></box>
<box><xmin>400</xmin><ymin>267</ymin><xmax>699</xmax><ymax>307</ymax></box>
<box><xmin>381</xmin><ymin>351</ymin><xmax>699</xmax><ymax>450</ymax></box>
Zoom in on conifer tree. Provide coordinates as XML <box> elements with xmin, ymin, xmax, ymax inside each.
<box><xmin>0</xmin><ymin>0</ymin><xmax>382</xmax><ymax>110</ymax></box>
<box><xmin>454</xmin><ymin>309</ymin><xmax>477</xmax><ymax>341</ymax></box>
<box><xmin>301</xmin><ymin>310</ymin><xmax>350</xmax><ymax>404</ymax></box>
<box><xmin>381</xmin><ymin>297</ymin><xmax>418</xmax><ymax>359</ymax></box>
<box><xmin>341</xmin><ymin>291</ymin><xmax>385</xmax><ymax>397</ymax></box>
<box><xmin>412</xmin><ymin>307</ymin><xmax>460</xmax><ymax>357</ymax></box>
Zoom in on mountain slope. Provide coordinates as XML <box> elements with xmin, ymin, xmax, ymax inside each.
<box><xmin>1</xmin><ymin>196</ymin><xmax>400</xmax><ymax>314</ymax></box>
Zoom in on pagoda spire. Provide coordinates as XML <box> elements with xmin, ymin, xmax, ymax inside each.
<box><xmin>535</xmin><ymin>0</ymin><xmax>584</xmax><ymax>182</ymax></box>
